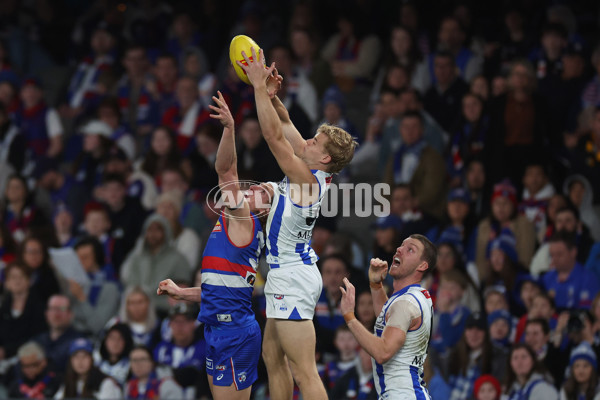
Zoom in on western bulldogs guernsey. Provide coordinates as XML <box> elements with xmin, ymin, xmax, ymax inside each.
<box><xmin>373</xmin><ymin>285</ymin><xmax>433</xmax><ymax>399</ymax></box>
<box><xmin>265</xmin><ymin>169</ymin><xmax>332</xmax><ymax>269</ymax></box>
<box><xmin>200</xmin><ymin>212</ymin><xmax>263</xmax><ymax>328</ymax></box>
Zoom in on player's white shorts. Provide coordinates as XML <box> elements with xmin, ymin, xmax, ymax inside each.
<box><xmin>264</xmin><ymin>263</ymin><xmax>322</xmax><ymax>320</ymax></box>
<box><xmin>380</xmin><ymin>389</ymin><xmax>432</xmax><ymax>400</ymax></box>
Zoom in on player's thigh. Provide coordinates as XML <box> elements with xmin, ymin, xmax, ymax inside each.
<box><xmin>274</xmin><ymin>319</ymin><xmax>317</xmax><ymax>367</ymax></box>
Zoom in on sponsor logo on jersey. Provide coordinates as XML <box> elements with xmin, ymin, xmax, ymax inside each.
<box><xmin>217</xmin><ymin>314</ymin><xmax>232</xmax><ymax>322</ymax></box>
<box><xmin>246</xmin><ymin>273</ymin><xmax>256</xmax><ymax>286</ymax></box>
<box><xmin>216</xmin><ymin>365</ymin><xmax>226</xmax><ymax>371</ymax></box>
<box><xmin>274</xmin><ymin>294</ymin><xmax>284</xmax><ymax>300</ymax></box>
<box><xmin>279</xmin><ymin>305</ymin><xmax>287</xmax><ymax>311</ymax></box>
<box><xmin>206</xmin><ymin>359</ymin><xmax>213</xmax><ymax>370</ymax></box>
<box><xmin>212</xmin><ymin>221</ymin><xmax>222</xmax><ymax>232</ymax></box>
<box><xmin>421</xmin><ymin>290</ymin><xmax>431</xmax><ymax>299</ymax></box>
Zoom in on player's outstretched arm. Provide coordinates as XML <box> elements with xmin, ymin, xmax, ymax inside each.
<box><xmin>157</xmin><ymin>279</ymin><xmax>202</xmax><ymax>303</ymax></box>
<box><xmin>237</xmin><ymin>48</ymin><xmax>315</xmax><ymax>186</ymax></box>
<box><xmin>368</xmin><ymin>258</ymin><xmax>389</xmax><ymax>315</ymax></box>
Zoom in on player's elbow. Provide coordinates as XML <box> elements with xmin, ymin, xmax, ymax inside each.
<box><xmin>374</xmin><ymin>352</ymin><xmax>392</xmax><ymax>365</ymax></box>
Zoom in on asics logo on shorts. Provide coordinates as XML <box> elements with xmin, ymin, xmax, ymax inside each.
<box><xmin>217</xmin><ymin>374</ymin><xmax>224</xmax><ymax>381</ymax></box>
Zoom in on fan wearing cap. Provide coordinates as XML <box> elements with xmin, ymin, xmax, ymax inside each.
<box><xmin>72</xmin><ymin>120</ymin><xmax>116</xmax><ymax>192</ymax></box>
<box><xmin>488</xmin><ymin>309</ymin><xmax>513</xmax><ymax>348</ymax></box>
<box><xmin>473</xmin><ymin>374</ymin><xmax>501</xmax><ymax>400</ymax></box>
<box><xmin>54</xmin><ymin>338</ymin><xmax>122</xmax><ymax>400</ymax></box>
<box><xmin>14</xmin><ymin>77</ymin><xmax>63</xmax><ymax>158</ymax></box>
<box><xmin>560</xmin><ymin>341</ymin><xmax>600</xmax><ymax>399</ymax></box>
<box><xmin>475</xmin><ymin>180</ymin><xmax>536</xmax><ymax>283</ymax></box>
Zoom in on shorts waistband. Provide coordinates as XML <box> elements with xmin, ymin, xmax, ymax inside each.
<box><xmin>206</xmin><ymin>319</ymin><xmax>258</xmax><ymax>335</ymax></box>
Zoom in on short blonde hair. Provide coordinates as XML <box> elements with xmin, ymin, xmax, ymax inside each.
<box><xmin>318</xmin><ymin>124</ymin><xmax>358</xmax><ymax>174</ymax></box>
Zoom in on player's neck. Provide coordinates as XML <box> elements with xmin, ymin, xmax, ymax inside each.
<box><xmin>392</xmin><ymin>276</ymin><xmax>421</xmax><ymax>293</ymax></box>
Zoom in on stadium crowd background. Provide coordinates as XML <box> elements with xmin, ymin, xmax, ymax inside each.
<box><xmin>1</xmin><ymin>0</ymin><xmax>600</xmax><ymax>398</ymax></box>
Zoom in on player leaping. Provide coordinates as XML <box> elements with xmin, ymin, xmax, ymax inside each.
<box><xmin>238</xmin><ymin>48</ymin><xmax>357</xmax><ymax>400</ymax></box>
<box><xmin>157</xmin><ymin>91</ymin><xmax>270</xmax><ymax>400</ymax></box>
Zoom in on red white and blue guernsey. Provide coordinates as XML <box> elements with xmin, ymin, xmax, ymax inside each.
<box><xmin>263</xmin><ymin>169</ymin><xmax>332</xmax><ymax>320</ymax></box>
<box><xmin>199</xmin><ymin>211</ymin><xmax>264</xmax><ymax>390</ymax></box>
<box><xmin>373</xmin><ymin>284</ymin><xmax>433</xmax><ymax>400</ymax></box>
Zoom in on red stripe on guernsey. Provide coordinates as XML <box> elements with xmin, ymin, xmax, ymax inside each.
<box><xmin>202</xmin><ymin>256</ymin><xmax>255</xmax><ymax>278</ymax></box>
<box><xmin>421</xmin><ymin>290</ymin><xmax>431</xmax><ymax>299</ymax></box>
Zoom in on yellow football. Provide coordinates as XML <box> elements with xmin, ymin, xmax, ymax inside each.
<box><xmin>229</xmin><ymin>35</ymin><xmax>263</xmax><ymax>85</ymax></box>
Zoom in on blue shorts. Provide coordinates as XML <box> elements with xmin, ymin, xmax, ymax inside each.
<box><xmin>204</xmin><ymin>320</ymin><xmax>261</xmax><ymax>390</ymax></box>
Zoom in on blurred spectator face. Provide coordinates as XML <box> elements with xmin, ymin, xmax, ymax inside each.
<box><xmin>375</xmin><ymin>227</ymin><xmax>396</xmax><ymax>248</ymax></box>
<box><xmin>38</xmin><ymin>170</ymin><xmax>60</xmax><ymax>190</ymax></box>
<box><xmin>464</xmin><ymin>327</ymin><xmax>485</xmax><ymax>350</ymax></box>
<box><xmin>173</xmin><ymin>14</ymin><xmax>193</xmax><ymax>39</ymax></box>
<box><xmin>549</xmin><ymin>241</ymin><xmax>576</xmax><ymax>272</ymax></box>
<box><xmin>23</xmin><ymin>239</ymin><xmax>44</xmax><ymax>269</ymax></box>
<box><xmin>91</xmin><ymin>30</ymin><xmax>115</xmax><ymax>55</ymax></box>
<box><xmin>385</xmin><ymin>66</ymin><xmax>408</xmax><ymax>91</ymax></box>
<box><xmin>324</xmin><ymin>103</ymin><xmax>342</xmax><ymax>124</ymax></box>
<box><xmin>239</xmin><ymin>118</ymin><xmax>262</xmax><ymax>150</ymax></box>
<box><xmin>433</xmin><ymin>56</ymin><xmax>455</xmax><ymax>86</ymax></box>
<box><xmin>399</xmin><ymin>115</ymin><xmax>423</xmax><ymax>145</ymax></box>
<box><xmin>145</xmin><ymin>221</ymin><xmax>166</xmax><ymax>250</ymax></box>
<box><xmin>470</xmin><ymin>76</ymin><xmax>489</xmax><ymax>100</ymax></box>
<box><xmin>490</xmin><ymin>248</ymin><xmax>505</xmax><ymax>273</ymax></box>
<box><xmin>5</xmin><ymin>265</ymin><xmax>30</xmax><ymax>294</ymax></box>
<box><xmin>129</xmin><ymin>348</ymin><xmax>153</xmax><ymax>379</ymax></box>
<box><xmin>71</xmin><ymin>351</ymin><xmax>93</xmax><ymax>376</ymax></box>
<box><xmin>175</xmin><ymin>77</ymin><xmax>198</xmax><ymax>110</ymax></box>
<box><xmin>436</xmin><ymin>244</ymin><xmax>456</xmax><ymax>274</ymax></box>
<box><xmin>105</xmin><ymin>329</ymin><xmax>125</xmax><ymax>359</ymax></box>
<box><xmin>84</xmin><ymin>210</ymin><xmax>110</xmax><ymax>237</ymax></box>
<box><xmin>184</xmin><ymin>53</ymin><xmax>202</xmax><ymax>78</ymax></box>
<box><xmin>524</xmin><ymin>322</ymin><xmax>548</xmax><ymax>353</ymax></box>
<box><xmin>155</xmin><ymin>57</ymin><xmax>178</xmax><ymax>86</ymax></box>
<box><xmin>505</xmin><ymin>10</ymin><xmax>524</xmax><ymax>33</ymax></box>
<box><xmin>520</xmin><ymin>281</ymin><xmax>541</xmax><ymax>311</ymax></box>
<box><xmin>356</xmin><ymin>291</ymin><xmax>375</xmax><ymax>325</ymax></box>
<box><xmin>161</xmin><ymin>171</ymin><xmax>188</xmax><ymax>193</ymax></box>
<box><xmin>123</xmin><ymin>48</ymin><xmax>147</xmax><ymax>77</ymax></box>
<box><xmin>391</xmin><ymin>186</ymin><xmax>412</xmax><ymax>215</ymax></box>
<box><xmin>522</xmin><ymin>165</ymin><xmax>547</xmax><ymax>195</ymax></box>
<box><xmin>510</xmin><ymin>348</ymin><xmax>534</xmax><ymax>377</ymax></box>
<box><xmin>75</xmin><ymin>243</ymin><xmax>98</xmax><ymax>272</ymax></box>
<box><xmin>438</xmin><ymin>18</ymin><xmax>463</xmax><ymax>49</ymax></box>
<box><xmin>462</xmin><ymin>94</ymin><xmax>483</xmax><ymax>123</ymax></box>
<box><xmin>391</xmin><ymin>27</ymin><xmax>412</xmax><ymax>57</ymax></box>
<box><xmin>573</xmin><ymin>359</ymin><xmax>594</xmax><ymax>384</ymax></box>
<box><xmin>554</xmin><ymin>209</ymin><xmax>577</xmax><ymax>232</ymax></box>
<box><xmin>83</xmin><ymin>133</ymin><xmax>102</xmax><ymax>153</ymax></box>
<box><xmin>196</xmin><ymin>131</ymin><xmax>219</xmax><ymax>158</ymax></box>
<box><xmin>447</xmin><ymin>199</ymin><xmax>469</xmax><ymax>222</ymax></box>
<box><xmin>568</xmin><ymin>181</ymin><xmax>585</xmax><ymax>208</ymax></box>
<box><xmin>6</xmin><ymin>176</ymin><xmax>27</xmax><ymax>203</ymax></box>
<box><xmin>0</xmin><ymin>81</ymin><xmax>15</xmax><ymax>106</ymax></box>
<box><xmin>170</xmin><ymin>315</ymin><xmax>195</xmax><ymax>345</ymax></box>
<box><xmin>541</xmin><ymin>31</ymin><xmax>566</xmax><ymax>60</ymax></box>
<box><xmin>20</xmin><ymin>352</ymin><xmax>47</xmax><ymax>381</ymax></box>
<box><xmin>98</xmin><ymin>105</ymin><xmax>120</xmax><ymax>129</ymax></box>
<box><xmin>156</xmin><ymin>199</ymin><xmax>178</xmax><ymax>224</ymax></box>
<box><xmin>104</xmin><ymin>158</ymin><xmax>129</xmax><ymax>175</ymax></box>
<box><xmin>54</xmin><ymin>209</ymin><xmax>73</xmax><ymax>233</ymax></box>
<box><xmin>151</xmin><ymin>127</ymin><xmax>173</xmax><ymax>156</ymax></box>
<box><xmin>489</xmin><ymin>319</ymin><xmax>510</xmax><ymax>341</ymax></box>
<box><xmin>20</xmin><ymin>84</ymin><xmax>43</xmax><ymax>108</ymax></box>
<box><xmin>290</xmin><ymin>29</ymin><xmax>313</xmax><ymax>59</ymax></box>
<box><xmin>399</xmin><ymin>90</ymin><xmax>421</xmax><ymax>113</ymax></box>
<box><xmin>508</xmin><ymin>64</ymin><xmax>531</xmax><ymax>93</ymax></box>
<box><xmin>491</xmin><ymin>76</ymin><xmax>507</xmax><ymax>96</ymax></box>
<box><xmin>321</xmin><ymin>258</ymin><xmax>348</xmax><ymax>297</ymax></box>
<box><xmin>269</xmin><ymin>47</ymin><xmax>292</xmax><ymax>76</ymax></box>
<box><xmin>547</xmin><ymin>194</ymin><xmax>567</xmax><ymax>225</ymax></box>
<box><xmin>103</xmin><ymin>181</ymin><xmax>126</xmax><ymax>210</ymax></box>
<box><xmin>485</xmin><ymin>292</ymin><xmax>507</xmax><ymax>314</ymax></box>
<box><xmin>438</xmin><ymin>279</ymin><xmax>464</xmax><ymax>304</ymax></box>
<box><xmin>491</xmin><ymin>196</ymin><xmax>514</xmax><ymax>223</ymax></box>
<box><xmin>379</xmin><ymin>92</ymin><xmax>397</xmax><ymax>119</ymax></box>
<box><xmin>126</xmin><ymin>291</ymin><xmax>150</xmax><ymax>322</ymax></box>
<box><xmin>530</xmin><ymin>295</ymin><xmax>553</xmax><ymax>319</ymax></box>
<box><xmin>334</xmin><ymin>330</ymin><xmax>358</xmax><ymax>360</ymax></box>
<box><xmin>46</xmin><ymin>295</ymin><xmax>73</xmax><ymax>331</ymax></box>
<box><xmin>477</xmin><ymin>382</ymin><xmax>499</xmax><ymax>400</ymax></box>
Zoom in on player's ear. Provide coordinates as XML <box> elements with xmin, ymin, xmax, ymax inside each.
<box><xmin>416</xmin><ymin>261</ymin><xmax>428</xmax><ymax>273</ymax></box>
<box><xmin>321</xmin><ymin>154</ymin><xmax>332</xmax><ymax>164</ymax></box>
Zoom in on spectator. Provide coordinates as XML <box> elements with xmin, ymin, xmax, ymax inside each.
<box><xmin>0</xmin><ymin>262</ymin><xmax>47</xmax><ymax>360</ymax></box>
<box><xmin>329</xmin><ymin>346</ymin><xmax>376</xmax><ymax>400</ymax></box>
<box><xmin>523</xmin><ymin>318</ymin><xmax>568</xmax><ymax>388</ymax></box>
<box><xmin>79</xmin><ymin>202</ymin><xmax>115</xmax><ymax>269</ymax></box>
<box><xmin>504</xmin><ymin>343</ymin><xmax>559</xmax><ymax>399</ymax></box>
<box><xmin>355</xmin><ymin>290</ymin><xmax>375</xmax><ymax>331</ymax></box>
<box><xmin>182</xmin><ymin>47</ymin><xmax>217</xmax><ymax>108</ymax></box>
<box><xmin>514</xmin><ymin>293</ymin><xmax>558</xmax><ymax>343</ymax></box>
<box><xmin>166</xmin><ymin>13</ymin><xmax>203</xmax><ymax>69</ymax></box>
<box><xmin>384</xmin><ymin>111</ymin><xmax>447</xmax><ymax>219</ymax></box>
<box><xmin>519</xmin><ymin>162</ymin><xmax>556</xmax><ymax>242</ymax></box>
<box><xmin>0</xmin><ymin>223</ymin><xmax>17</xmax><ymax>270</ymax></box>
<box><xmin>483</xmin><ymin>285</ymin><xmax>511</xmax><ymax>316</ymax></box>
<box><xmin>19</xmin><ymin>236</ymin><xmax>61</xmax><ymax>305</ymax></box>
<box><xmin>33</xmin><ymin>295</ymin><xmax>84</xmax><ymax>373</ymax></box>
<box><xmin>155</xmin><ymin>190</ymin><xmax>201</xmax><ymax>270</ymax></box>
<box><xmin>96</xmin><ymin>98</ymin><xmax>137</xmax><ymax>160</ymax></box>
<box><xmin>473</xmin><ymin>374</ymin><xmax>501</xmax><ymax>400</ymax></box>
<box><xmin>529</xmin><ymin>23</ymin><xmax>568</xmax><ymax>81</ymax></box>
<box><xmin>126</xmin><ymin>345</ymin><xmax>184</xmax><ymax>399</ymax></box>
<box><xmin>470</xmin><ymin>76</ymin><xmax>490</xmax><ymax>103</ymax></box>
<box><xmin>54</xmin><ymin>338</ymin><xmax>122</xmax><ymax>399</ymax></box>
<box><xmin>72</xmin><ymin>121</ymin><xmax>116</xmax><ymax>193</ymax></box>
<box><xmin>2</xmin><ymin>175</ymin><xmax>48</xmax><ymax>243</ymax></box>
<box><xmin>139</xmin><ymin>126</ymin><xmax>182</xmax><ymax>182</ymax></box>
<box><xmin>110</xmin><ymin>286</ymin><xmax>160</xmax><ymax>348</ymax></box>
<box><xmin>371</xmin><ymin>214</ymin><xmax>402</xmax><ymax>264</ymax></box>
<box><xmin>289</xmin><ymin>27</ymin><xmax>333</xmax><ymax>98</ymax></box>
<box><xmin>182</xmin><ymin>122</ymin><xmax>219</xmax><ymax>196</ymax></box>
<box><xmin>68</xmin><ymin>236</ymin><xmax>120</xmax><ymax>335</ymax></box>
<box><xmin>563</xmin><ymin>174</ymin><xmax>600</xmax><ymax>241</ymax></box>
<box><xmin>235</xmin><ymin>113</ymin><xmax>282</xmax><ymax>183</ymax></box>
<box><xmin>0</xmin><ymin>79</ymin><xmax>19</xmax><ymax>119</ymax></box>
<box><xmin>560</xmin><ymin>342</ymin><xmax>600</xmax><ymax>399</ymax></box>
<box><xmin>475</xmin><ymin>180</ymin><xmax>536</xmax><ymax>283</ymax></box>
<box><xmin>14</xmin><ymin>77</ymin><xmax>63</xmax><ymax>159</ymax></box>
<box><xmin>318</xmin><ymin>85</ymin><xmax>360</xmax><ymax>143</ymax></box>
<box><xmin>0</xmin><ymin>103</ymin><xmax>26</xmax><ymax>172</ymax></box>
<box><xmin>463</xmin><ymin>157</ymin><xmax>491</xmax><ymax>222</ymax></box>
<box><xmin>95</xmin><ymin>323</ymin><xmax>133</xmax><ymax>386</ymax></box>
<box><xmin>161</xmin><ymin>76</ymin><xmax>212</xmax><ymax>154</ymax></box>
<box><xmin>324</xmin><ymin>325</ymin><xmax>359</xmax><ymax>391</ymax></box>
<box><xmin>542</xmin><ymin>231</ymin><xmax>600</xmax><ymax>311</ymax></box>
<box><xmin>8</xmin><ymin>341</ymin><xmax>61</xmax><ymax>399</ymax></box>
<box><xmin>423</xmin><ymin>51</ymin><xmax>469</xmax><ymax>132</ymax></box>
<box><xmin>120</xmin><ymin>213</ymin><xmax>190</xmax><ymax>314</ymax></box>
<box><xmin>148</xmin><ymin>54</ymin><xmax>178</xmax><ymax>118</ymax></box>
<box><xmin>488</xmin><ymin>309</ymin><xmax>513</xmax><ymax>349</ymax></box>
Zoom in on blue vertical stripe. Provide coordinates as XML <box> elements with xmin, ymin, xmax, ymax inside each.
<box><xmin>375</xmin><ymin>328</ymin><xmax>386</xmax><ymax>393</ymax></box>
<box><xmin>295</xmin><ymin>243</ymin><xmax>312</xmax><ymax>265</ymax></box>
<box><xmin>410</xmin><ymin>365</ymin><xmax>427</xmax><ymax>400</ymax></box>
<box><xmin>268</xmin><ymin>194</ymin><xmax>285</xmax><ymax>268</ymax></box>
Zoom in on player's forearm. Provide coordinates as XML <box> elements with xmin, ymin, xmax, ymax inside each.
<box><xmin>346</xmin><ymin>319</ymin><xmax>396</xmax><ymax>364</ymax></box>
<box><xmin>255</xmin><ymin>86</ymin><xmax>284</xmax><ymax>142</ymax></box>
<box><xmin>271</xmin><ymin>95</ymin><xmax>291</xmax><ymax>123</ymax></box>
<box><xmin>271</xmin><ymin>95</ymin><xmax>305</xmax><ymax>155</ymax></box>
<box><xmin>215</xmin><ymin>126</ymin><xmax>237</xmax><ymax>176</ymax></box>
<box><xmin>177</xmin><ymin>287</ymin><xmax>202</xmax><ymax>303</ymax></box>
<box><xmin>371</xmin><ymin>285</ymin><xmax>389</xmax><ymax>316</ymax></box>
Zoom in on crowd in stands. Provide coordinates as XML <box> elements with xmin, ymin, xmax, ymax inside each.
<box><xmin>0</xmin><ymin>0</ymin><xmax>600</xmax><ymax>399</ymax></box>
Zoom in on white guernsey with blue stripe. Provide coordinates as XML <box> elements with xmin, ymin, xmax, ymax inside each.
<box><xmin>373</xmin><ymin>284</ymin><xmax>433</xmax><ymax>400</ymax></box>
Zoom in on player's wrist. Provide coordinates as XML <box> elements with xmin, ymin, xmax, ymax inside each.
<box><xmin>370</xmin><ymin>281</ymin><xmax>383</xmax><ymax>289</ymax></box>
<box><xmin>343</xmin><ymin>312</ymin><xmax>356</xmax><ymax>324</ymax></box>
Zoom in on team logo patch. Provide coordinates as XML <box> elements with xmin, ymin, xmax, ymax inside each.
<box><xmin>238</xmin><ymin>372</ymin><xmax>247</xmax><ymax>383</ymax></box>
<box><xmin>421</xmin><ymin>290</ymin><xmax>431</xmax><ymax>299</ymax></box>
<box><xmin>274</xmin><ymin>294</ymin><xmax>284</xmax><ymax>300</ymax></box>
<box><xmin>216</xmin><ymin>365</ymin><xmax>226</xmax><ymax>371</ymax></box>
<box><xmin>212</xmin><ymin>221</ymin><xmax>222</xmax><ymax>232</ymax></box>
<box><xmin>206</xmin><ymin>359</ymin><xmax>213</xmax><ymax>370</ymax></box>
<box><xmin>246</xmin><ymin>273</ymin><xmax>256</xmax><ymax>286</ymax></box>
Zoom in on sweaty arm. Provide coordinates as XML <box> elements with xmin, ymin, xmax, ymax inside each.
<box><xmin>347</xmin><ymin>297</ymin><xmax>421</xmax><ymax>365</ymax></box>
<box><xmin>271</xmin><ymin>95</ymin><xmax>306</xmax><ymax>156</ymax></box>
